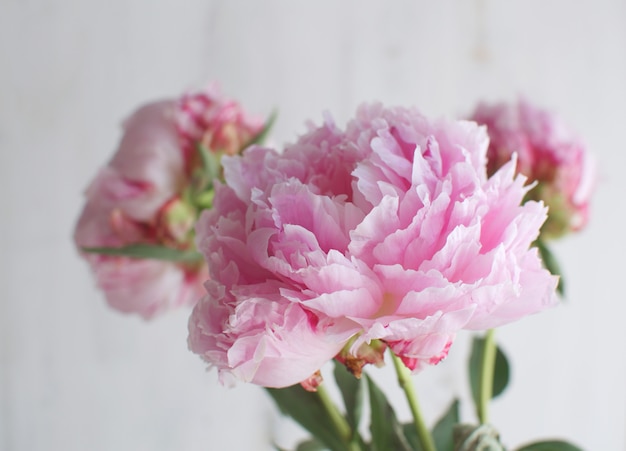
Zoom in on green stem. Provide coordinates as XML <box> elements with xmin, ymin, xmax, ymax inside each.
<box><xmin>478</xmin><ymin>329</ymin><xmax>497</xmax><ymax>424</ymax></box>
<box><xmin>391</xmin><ymin>352</ymin><xmax>436</xmax><ymax>451</ymax></box>
<box><xmin>316</xmin><ymin>384</ymin><xmax>360</xmax><ymax>451</ymax></box>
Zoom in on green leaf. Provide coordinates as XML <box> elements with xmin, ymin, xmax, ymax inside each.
<box><xmin>403</xmin><ymin>399</ymin><xmax>459</xmax><ymax>451</ymax></box>
<box><xmin>366</xmin><ymin>375</ymin><xmax>412</xmax><ymax>451</ymax></box>
<box><xmin>245</xmin><ymin>109</ymin><xmax>278</xmax><ymax>149</ymax></box>
<box><xmin>265</xmin><ymin>386</ymin><xmax>346</xmax><ymax>451</ymax></box>
<box><xmin>404</xmin><ymin>400</ymin><xmax>460</xmax><ymax>451</ymax></box>
<box><xmin>82</xmin><ymin>244</ymin><xmax>202</xmax><ymax>262</ymax></box>
<box><xmin>401</xmin><ymin>423</ymin><xmax>423</xmax><ymax>451</ymax></box>
<box><xmin>431</xmin><ymin>399</ymin><xmax>460</xmax><ymax>451</ymax></box>
<box><xmin>535</xmin><ymin>239</ymin><xmax>565</xmax><ymax>296</ymax></box>
<box><xmin>333</xmin><ymin>361</ymin><xmax>364</xmax><ymax>432</ymax></box>
<box><xmin>516</xmin><ymin>440</ymin><xmax>584</xmax><ymax>451</ymax></box>
<box><xmin>295</xmin><ymin>439</ymin><xmax>329</xmax><ymax>451</ymax></box>
<box><xmin>469</xmin><ymin>337</ymin><xmax>510</xmax><ymax>407</ymax></box>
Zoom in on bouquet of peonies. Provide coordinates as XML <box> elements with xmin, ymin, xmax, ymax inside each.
<box><xmin>75</xmin><ymin>85</ymin><xmax>594</xmax><ymax>451</ymax></box>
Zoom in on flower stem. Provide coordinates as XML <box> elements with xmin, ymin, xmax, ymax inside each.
<box><xmin>391</xmin><ymin>352</ymin><xmax>436</xmax><ymax>451</ymax></box>
<box><xmin>316</xmin><ymin>384</ymin><xmax>360</xmax><ymax>451</ymax></box>
<box><xmin>478</xmin><ymin>328</ymin><xmax>497</xmax><ymax>424</ymax></box>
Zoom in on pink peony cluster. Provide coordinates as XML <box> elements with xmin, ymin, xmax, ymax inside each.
<box><xmin>470</xmin><ymin>99</ymin><xmax>594</xmax><ymax>238</ymax></box>
<box><xmin>188</xmin><ymin>104</ymin><xmax>558</xmax><ymax>388</ymax></box>
<box><xmin>74</xmin><ymin>86</ymin><xmax>263</xmax><ymax>319</ymax></box>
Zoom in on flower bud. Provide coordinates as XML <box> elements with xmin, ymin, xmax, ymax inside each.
<box><xmin>453</xmin><ymin>424</ymin><xmax>505</xmax><ymax>451</ymax></box>
<box><xmin>300</xmin><ymin>371</ymin><xmax>324</xmax><ymax>392</ymax></box>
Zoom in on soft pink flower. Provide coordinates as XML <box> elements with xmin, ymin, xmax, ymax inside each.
<box><xmin>177</xmin><ymin>87</ymin><xmax>264</xmax><ymax>159</ymax></box>
<box><xmin>74</xmin><ymin>86</ymin><xmax>263</xmax><ymax>319</ymax></box>
<box><xmin>188</xmin><ymin>104</ymin><xmax>558</xmax><ymax>387</ymax></box>
<box><xmin>470</xmin><ymin>99</ymin><xmax>594</xmax><ymax>238</ymax></box>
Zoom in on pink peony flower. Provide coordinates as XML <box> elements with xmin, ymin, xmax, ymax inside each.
<box><xmin>188</xmin><ymin>104</ymin><xmax>558</xmax><ymax>387</ymax></box>
<box><xmin>470</xmin><ymin>99</ymin><xmax>594</xmax><ymax>238</ymax></box>
<box><xmin>74</xmin><ymin>86</ymin><xmax>263</xmax><ymax>319</ymax></box>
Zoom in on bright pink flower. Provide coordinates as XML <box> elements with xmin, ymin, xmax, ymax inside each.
<box><xmin>188</xmin><ymin>104</ymin><xmax>558</xmax><ymax>387</ymax></box>
<box><xmin>470</xmin><ymin>99</ymin><xmax>594</xmax><ymax>238</ymax></box>
<box><xmin>74</xmin><ymin>86</ymin><xmax>263</xmax><ymax>319</ymax></box>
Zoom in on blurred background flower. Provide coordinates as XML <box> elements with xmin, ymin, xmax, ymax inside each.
<box><xmin>470</xmin><ymin>98</ymin><xmax>594</xmax><ymax>239</ymax></box>
<box><xmin>73</xmin><ymin>86</ymin><xmax>262</xmax><ymax>319</ymax></box>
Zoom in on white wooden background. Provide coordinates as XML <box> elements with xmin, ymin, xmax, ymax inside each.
<box><xmin>1</xmin><ymin>1</ymin><xmax>625</xmax><ymax>450</ymax></box>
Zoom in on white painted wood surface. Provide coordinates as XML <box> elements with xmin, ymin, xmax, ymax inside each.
<box><xmin>1</xmin><ymin>1</ymin><xmax>624</xmax><ymax>449</ymax></box>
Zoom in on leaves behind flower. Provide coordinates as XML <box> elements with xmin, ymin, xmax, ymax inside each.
<box><xmin>403</xmin><ymin>399</ymin><xmax>459</xmax><ymax>451</ymax></box>
<box><xmin>516</xmin><ymin>440</ymin><xmax>584</xmax><ymax>451</ymax></box>
<box><xmin>333</xmin><ymin>361</ymin><xmax>364</xmax><ymax>432</ymax></box>
<box><xmin>265</xmin><ymin>386</ymin><xmax>346</xmax><ymax>451</ymax></box>
<box><xmin>469</xmin><ymin>336</ymin><xmax>510</xmax><ymax>406</ymax></box>
<box><xmin>432</xmin><ymin>399</ymin><xmax>460</xmax><ymax>451</ymax></box>
<box><xmin>82</xmin><ymin>244</ymin><xmax>202</xmax><ymax>262</ymax></box>
<box><xmin>293</xmin><ymin>439</ymin><xmax>327</xmax><ymax>451</ymax></box>
<box><xmin>366</xmin><ymin>375</ymin><xmax>413</xmax><ymax>451</ymax></box>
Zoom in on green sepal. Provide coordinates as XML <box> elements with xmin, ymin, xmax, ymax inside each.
<box><xmin>265</xmin><ymin>386</ymin><xmax>346</xmax><ymax>451</ymax></box>
<box><xmin>366</xmin><ymin>375</ymin><xmax>412</xmax><ymax>451</ymax></box>
<box><xmin>191</xmin><ymin>143</ymin><xmax>223</xmax><ymax>196</ymax></box>
<box><xmin>194</xmin><ymin>188</ymin><xmax>215</xmax><ymax>210</ymax></box>
<box><xmin>535</xmin><ymin>239</ymin><xmax>565</xmax><ymax>296</ymax></box>
<box><xmin>333</xmin><ymin>360</ymin><xmax>364</xmax><ymax>433</ymax></box>
<box><xmin>197</xmin><ymin>143</ymin><xmax>222</xmax><ymax>181</ymax></box>
<box><xmin>82</xmin><ymin>244</ymin><xmax>202</xmax><ymax>262</ymax></box>
<box><xmin>469</xmin><ymin>337</ymin><xmax>510</xmax><ymax>407</ymax></box>
<box><xmin>516</xmin><ymin>440</ymin><xmax>584</xmax><ymax>451</ymax></box>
